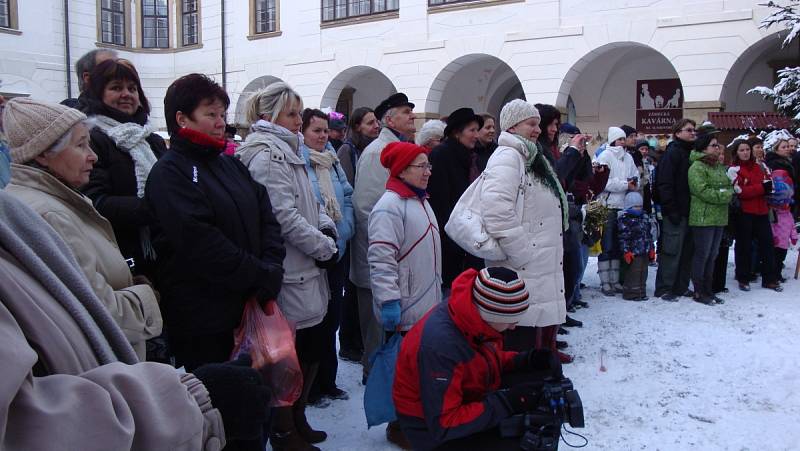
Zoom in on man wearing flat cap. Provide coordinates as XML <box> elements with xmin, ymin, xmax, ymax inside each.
<box><xmin>351</xmin><ymin>92</ymin><xmax>417</xmax><ymax>376</ymax></box>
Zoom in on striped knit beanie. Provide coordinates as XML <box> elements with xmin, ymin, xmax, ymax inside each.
<box><xmin>472</xmin><ymin>267</ymin><xmax>529</xmax><ymax>324</ymax></box>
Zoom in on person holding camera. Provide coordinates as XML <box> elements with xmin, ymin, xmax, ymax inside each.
<box><xmin>393</xmin><ymin>267</ymin><xmax>562</xmax><ymax>451</ymax></box>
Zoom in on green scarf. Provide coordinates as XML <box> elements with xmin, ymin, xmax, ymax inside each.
<box><xmin>513</xmin><ymin>134</ymin><xmax>569</xmax><ymax>230</ymax></box>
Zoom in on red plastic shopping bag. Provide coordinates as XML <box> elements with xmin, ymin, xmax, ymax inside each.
<box><xmin>231</xmin><ymin>298</ymin><xmax>303</xmax><ymax>407</ymax></box>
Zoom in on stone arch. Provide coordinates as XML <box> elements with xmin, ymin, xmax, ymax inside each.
<box><xmin>555</xmin><ymin>42</ymin><xmax>682</xmax><ymax>137</ymax></box>
<box><xmin>425</xmin><ymin>54</ymin><xmax>524</xmax><ymax>118</ymax></box>
<box><xmin>720</xmin><ymin>30</ymin><xmax>799</xmax><ymax>112</ymax></box>
<box><xmin>234</xmin><ymin>75</ymin><xmax>284</xmax><ymax>127</ymax></box>
<box><xmin>319</xmin><ymin>66</ymin><xmax>396</xmax><ymax>118</ymax></box>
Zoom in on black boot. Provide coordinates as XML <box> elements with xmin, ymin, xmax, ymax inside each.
<box><xmin>294</xmin><ymin>363</ymin><xmax>327</xmax><ymax>444</ymax></box>
<box><xmin>270</xmin><ymin>406</ymin><xmax>319</xmax><ymax>451</ymax></box>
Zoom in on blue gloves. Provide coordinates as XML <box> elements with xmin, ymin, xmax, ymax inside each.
<box><xmin>381</xmin><ymin>300</ymin><xmax>401</xmax><ymax>331</ymax></box>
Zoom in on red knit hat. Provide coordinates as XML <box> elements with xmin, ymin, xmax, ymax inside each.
<box><xmin>380</xmin><ymin>142</ymin><xmax>430</xmax><ymax>178</ymax></box>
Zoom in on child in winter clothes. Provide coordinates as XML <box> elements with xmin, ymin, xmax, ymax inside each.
<box><xmin>768</xmin><ymin>169</ymin><xmax>798</xmax><ymax>278</ymax></box>
<box><xmin>617</xmin><ymin>192</ymin><xmax>655</xmax><ymax>300</ymax></box>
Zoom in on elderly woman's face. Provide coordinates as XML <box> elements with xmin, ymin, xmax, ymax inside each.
<box><xmin>399</xmin><ymin>153</ymin><xmax>432</xmax><ymax>190</ymax></box>
<box><xmin>510</xmin><ymin>117</ymin><xmax>541</xmax><ymax>141</ymax></box>
<box><xmin>35</xmin><ymin>123</ymin><xmax>96</xmax><ymax>188</ymax></box>
<box><xmin>703</xmin><ymin>138</ymin><xmax>721</xmax><ymax>159</ymax></box>
<box><xmin>102</xmin><ymin>79</ymin><xmax>141</xmax><ymax>115</ymax></box>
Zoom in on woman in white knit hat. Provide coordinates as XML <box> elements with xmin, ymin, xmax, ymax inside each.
<box><xmin>2</xmin><ymin>97</ymin><xmax>161</xmax><ymax>360</ymax></box>
<box><xmin>479</xmin><ymin>99</ymin><xmax>571</xmax><ymax>363</ymax></box>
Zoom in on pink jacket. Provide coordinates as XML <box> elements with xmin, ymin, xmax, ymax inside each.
<box><xmin>772</xmin><ymin>209</ymin><xmax>798</xmax><ymax>250</ymax></box>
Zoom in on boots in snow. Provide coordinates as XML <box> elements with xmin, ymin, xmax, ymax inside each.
<box><xmin>598</xmin><ymin>260</ymin><xmax>615</xmax><ymax>296</ymax></box>
<box><xmin>270</xmin><ymin>406</ymin><xmax>319</xmax><ymax>451</ymax></box>
<box><xmin>294</xmin><ymin>363</ymin><xmax>327</xmax><ymax>444</ymax></box>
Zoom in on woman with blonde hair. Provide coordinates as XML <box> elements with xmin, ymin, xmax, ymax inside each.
<box><xmin>237</xmin><ymin>82</ymin><xmax>338</xmax><ymax>450</ymax></box>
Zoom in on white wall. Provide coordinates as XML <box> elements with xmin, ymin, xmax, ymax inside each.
<box><xmin>0</xmin><ymin>0</ymin><xmax>785</xmax><ymax>133</ymax></box>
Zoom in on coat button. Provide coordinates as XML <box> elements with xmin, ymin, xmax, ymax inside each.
<box><xmin>146</xmin><ymin>318</ymin><xmax>153</xmax><ymax>326</ymax></box>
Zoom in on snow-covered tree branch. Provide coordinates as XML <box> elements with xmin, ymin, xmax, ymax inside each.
<box><xmin>748</xmin><ymin>1</ymin><xmax>800</xmax><ymax>120</ymax></box>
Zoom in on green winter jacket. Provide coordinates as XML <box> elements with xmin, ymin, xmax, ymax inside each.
<box><xmin>687</xmin><ymin>150</ymin><xmax>733</xmax><ymax>227</ymax></box>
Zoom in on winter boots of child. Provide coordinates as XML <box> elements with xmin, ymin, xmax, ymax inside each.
<box><xmin>622</xmin><ymin>256</ymin><xmax>648</xmax><ymax>301</ymax></box>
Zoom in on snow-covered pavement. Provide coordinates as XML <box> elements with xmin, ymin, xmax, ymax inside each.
<box><xmin>301</xmin><ymin>249</ymin><xmax>800</xmax><ymax>450</ymax></box>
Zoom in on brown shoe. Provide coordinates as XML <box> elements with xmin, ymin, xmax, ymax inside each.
<box><xmin>386</xmin><ymin>420</ymin><xmax>412</xmax><ymax>449</ymax></box>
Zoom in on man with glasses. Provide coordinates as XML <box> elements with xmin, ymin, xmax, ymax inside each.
<box><xmin>654</xmin><ymin>119</ymin><xmax>697</xmax><ymax>301</ymax></box>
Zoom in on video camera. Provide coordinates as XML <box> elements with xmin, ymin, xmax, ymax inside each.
<box><xmin>499</xmin><ymin>377</ymin><xmax>584</xmax><ymax>451</ymax></box>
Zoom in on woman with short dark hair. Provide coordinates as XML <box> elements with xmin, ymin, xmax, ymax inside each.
<box><xmin>146</xmin><ymin>73</ymin><xmax>285</xmax><ymax>372</ymax></box>
<box><xmin>81</xmin><ymin>58</ymin><xmax>166</xmax><ymax>280</ymax></box>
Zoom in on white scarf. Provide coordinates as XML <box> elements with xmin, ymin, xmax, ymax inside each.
<box><xmin>93</xmin><ymin>115</ymin><xmax>157</xmax><ymax>198</ymax></box>
<box><xmin>307</xmin><ymin>148</ymin><xmax>342</xmax><ymax>222</ymax></box>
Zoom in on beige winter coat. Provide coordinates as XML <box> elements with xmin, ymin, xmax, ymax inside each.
<box><xmin>6</xmin><ymin>163</ymin><xmax>161</xmax><ymax>358</ymax></box>
<box><xmin>237</xmin><ymin>124</ymin><xmax>337</xmax><ymax>329</ymax></box>
<box><xmin>351</xmin><ymin>127</ymin><xmax>398</xmax><ymax>288</ymax></box>
<box><xmin>481</xmin><ymin>132</ymin><xmax>566</xmax><ymax>327</ymax></box>
<box><xmin>0</xmin><ymin>231</ymin><xmax>224</xmax><ymax>450</ymax></box>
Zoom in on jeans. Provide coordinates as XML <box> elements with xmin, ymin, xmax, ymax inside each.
<box><xmin>598</xmin><ymin>209</ymin><xmax>621</xmax><ymax>261</ymax></box>
<box><xmin>655</xmin><ymin>216</ymin><xmax>693</xmax><ymax>295</ymax></box>
<box><xmin>735</xmin><ymin>214</ymin><xmax>777</xmax><ymax>284</ymax></box>
<box><xmin>574</xmin><ymin>243</ymin><xmax>589</xmax><ymax>300</ymax></box>
<box><xmin>691</xmin><ymin>226</ymin><xmax>724</xmax><ymax>296</ymax></box>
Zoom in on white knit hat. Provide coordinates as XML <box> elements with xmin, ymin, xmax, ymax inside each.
<box><xmin>2</xmin><ymin>97</ymin><xmax>87</xmax><ymax>164</ymax></box>
<box><xmin>607</xmin><ymin>126</ymin><xmax>626</xmax><ymax>146</ymax></box>
<box><xmin>415</xmin><ymin>119</ymin><xmax>446</xmax><ymax>147</ymax></box>
<box><xmin>499</xmin><ymin>99</ymin><xmax>540</xmax><ymax>132</ymax></box>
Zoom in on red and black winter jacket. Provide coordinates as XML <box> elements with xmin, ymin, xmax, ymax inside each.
<box><xmin>733</xmin><ymin>159</ymin><xmax>770</xmax><ymax>216</ymax></box>
<box><xmin>393</xmin><ymin>269</ymin><xmax>522</xmax><ymax>450</ymax></box>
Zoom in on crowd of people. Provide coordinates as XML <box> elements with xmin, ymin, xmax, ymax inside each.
<box><xmin>0</xmin><ymin>47</ymin><xmax>798</xmax><ymax>451</ymax></box>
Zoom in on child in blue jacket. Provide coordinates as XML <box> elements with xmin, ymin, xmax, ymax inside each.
<box><xmin>618</xmin><ymin>192</ymin><xmax>655</xmax><ymax>300</ymax></box>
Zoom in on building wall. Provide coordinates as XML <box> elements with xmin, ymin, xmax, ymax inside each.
<box><xmin>0</xmin><ymin>0</ymin><xmax>786</xmax><ymax>136</ymax></box>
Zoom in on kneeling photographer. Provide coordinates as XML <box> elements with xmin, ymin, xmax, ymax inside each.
<box><xmin>393</xmin><ymin>267</ymin><xmax>582</xmax><ymax>451</ymax></box>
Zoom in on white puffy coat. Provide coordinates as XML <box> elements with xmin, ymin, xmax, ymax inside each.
<box><xmin>481</xmin><ymin>132</ymin><xmax>566</xmax><ymax>327</ymax></box>
<box><xmin>367</xmin><ymin>180</ymin><xmax>442</xmax><ymax>331</ymax></box>
<box><xmin>351</xmin><ymin>127</ymin><xmax>399</xmax><ymax>288</ymax></box>
<box><xmin>237</xmin><ymin>122</ymin><xmax>337</xmax><ymax>329</ymax></box>
<box><xmin>595</xmin><ymin>145</ymin><xmax>639</xmax><ymax>209</ymax></box>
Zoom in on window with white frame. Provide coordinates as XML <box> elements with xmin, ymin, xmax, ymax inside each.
<box><xmin>180</xmin><ymin>0</ymin><xmax>199</xmax><ymax>46</ymax></box>
<box><xmin>142</xmin><ymin>0</ymin><xmax>169</xmax><ymax>48</ymax></box>
<box><xmin>101</xmin><ymin>0</ymin><xmax>126</xmax><ymax>45</ymax></box>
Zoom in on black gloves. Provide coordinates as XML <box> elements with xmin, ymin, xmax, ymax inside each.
<box><xmin>315</xmin><ymin>228</ymin><xmax>339</xmax><ymax>270</ymax></box>
<box><xmin>502</xmin><ymin>382</ymin><xmax>543</xmax><ymax>414</ymax></box>
<box><xmin>193</xmin><ymin>354</ymin><xmax>271</xmax><ymax>441</ymax></box>
<box><xmin>514</xmin><ymin>349</ymin><xmax>563</xmax><ymax>379</ymax></box>
<box><xmin>256</xmin><ymin>264</ymin><xmax>284</xmax><ymax>305</ymax></box>
<box><xmin>762</xmin><ymin>179</ymin><xmax>774</xmax><ymax>194</ymax></box>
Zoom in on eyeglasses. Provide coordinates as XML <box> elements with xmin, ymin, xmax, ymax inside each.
<box><xmin>709</xmin><ymin>143</ymin><xmax>721</xmax><ymax>148</ymax></box>
<box><xmin>408</xmin><ymin>163</ymin><xmax>433</xmax><ymax>170</ymax></box>
<box><xmin>681</xmin><ymin>128</ymin><xmax>696</xmax><ymax>133</ymax></box>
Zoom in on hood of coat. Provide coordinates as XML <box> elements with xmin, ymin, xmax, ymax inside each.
<box><xmin>765</xmin><ymin>151</ymin><xmax>793</xmax><ymax>174</ymax></box>
<box><xmin>447</xmin><ymin>268</ymin><xmax>505</xmax><ymax>345</ymax></box>
<box><xmin>249</xmin><ymin>119</ymin><xmax>301</xmax><ymax>153</ymax></box>
<box><xmin>8</xmin><ymin>163</ymin><xmax>95</xmax><ymax>213</ymax></box>
<box><xmin>604</xmin><ymin>145</ymin><xmax>627</xmax><ymax>160</ymax></box>
<box><xmin>497</xmin><ymin>131</ymin><xmax>530</xmax><ymax>159</ymax></box>
<box><xmin>690</xmin><ymin>149</ymin><xmax>720</xmax><ymax>166</ymax></box>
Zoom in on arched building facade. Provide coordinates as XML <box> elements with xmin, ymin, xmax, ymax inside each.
<box><xmin>0</xmin><ymin>1</ymin><xmax>792</xmax><ymax>139</ymax></box>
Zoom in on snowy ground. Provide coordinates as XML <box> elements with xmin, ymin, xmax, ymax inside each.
<box><xmin>298</xmin><ymin>249</ymin><xmax>800</xmax><ymax>450</ymax></box>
